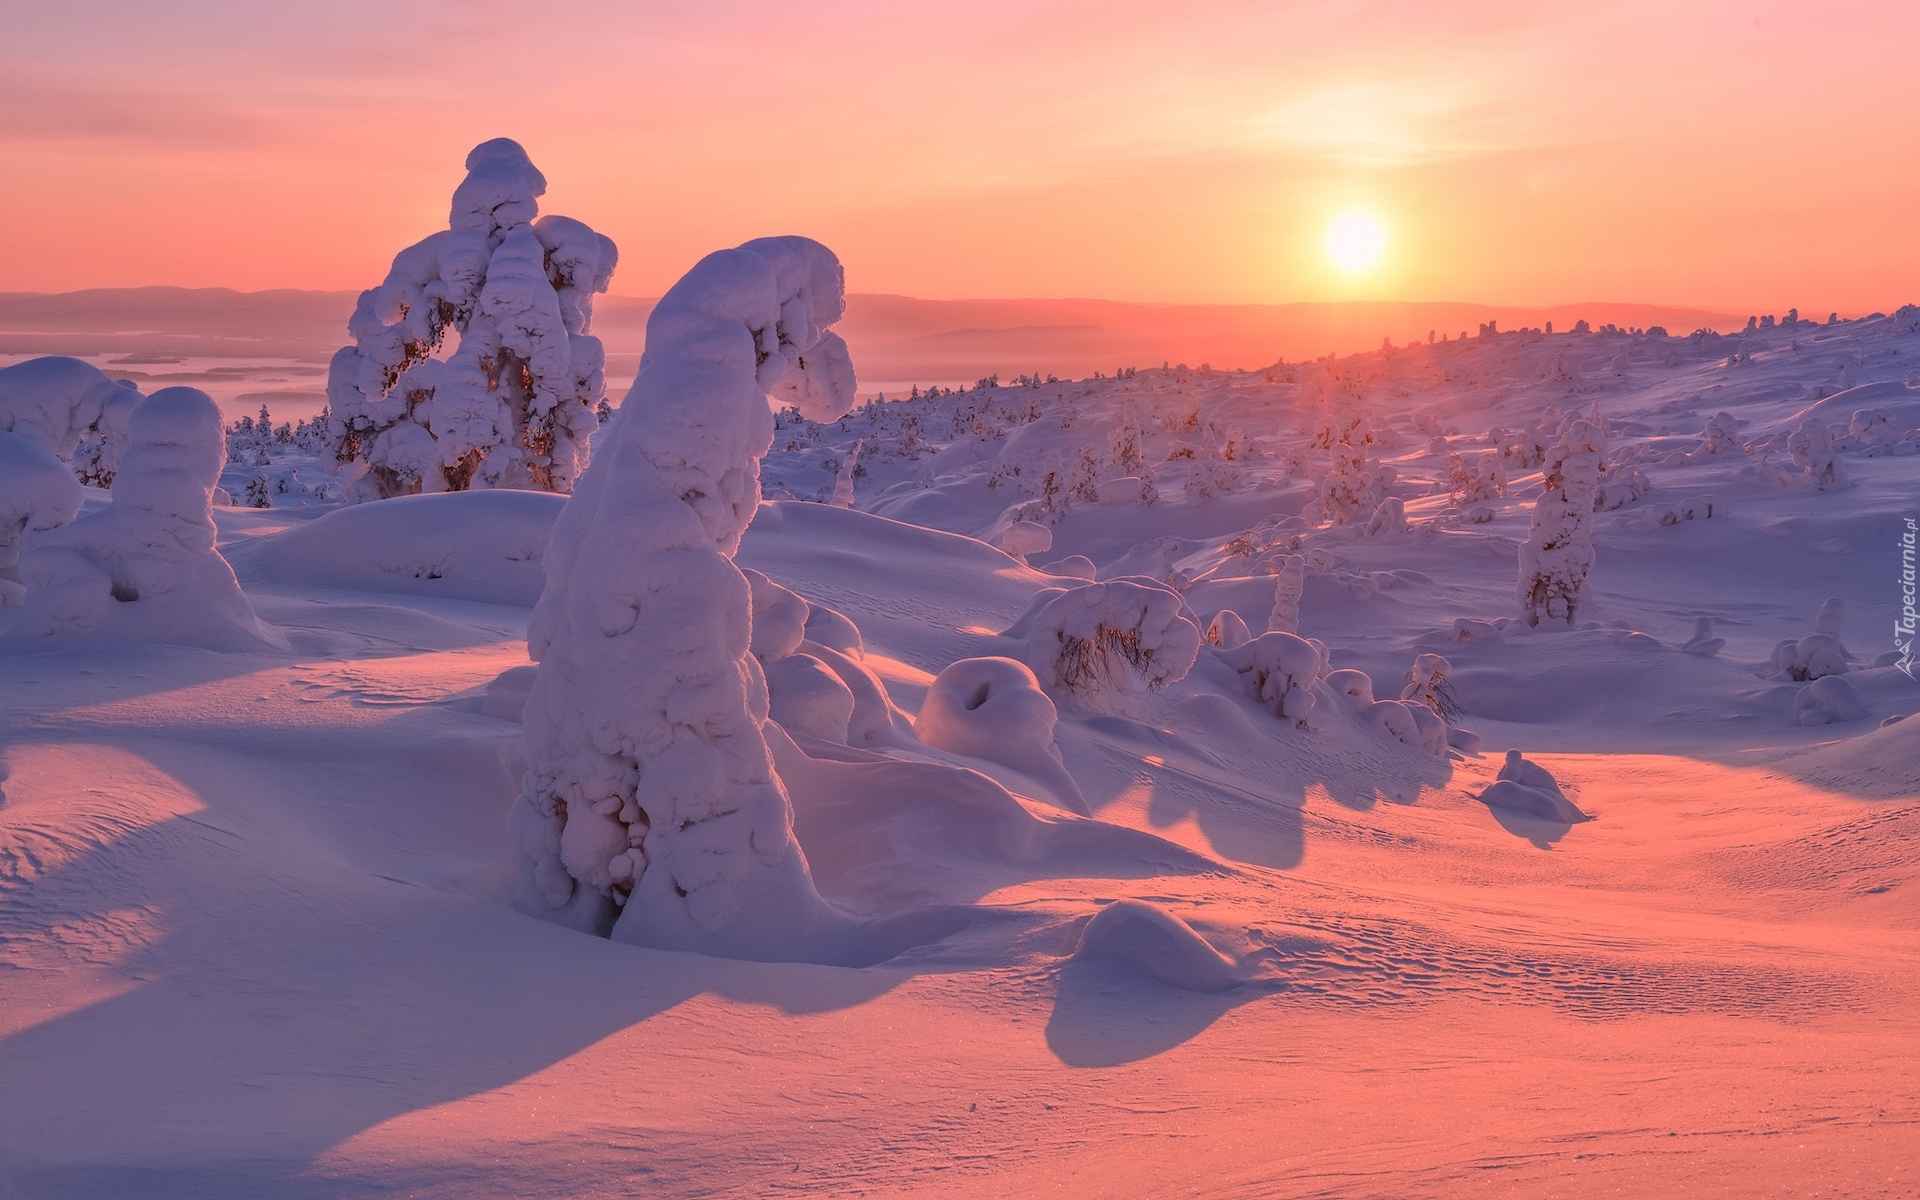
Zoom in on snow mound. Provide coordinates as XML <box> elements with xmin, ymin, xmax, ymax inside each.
<box><xmin>7</xmin><ymin>387</ymin><xmax>283</xmax><ymax>651</ymax></box>
<box><xmin>237</xmin><ymin>489</ymin><xmax>564</xmax><ymax>606</ymax></box>
<box><xmin>0</xmin><ymin>355</ymin><xmax>133</xmax><ymax>463</ymax></box>
<box><xmin>1217</xmin><ymin>631</ymin><xmax>1324</xmax><ymax>726</ymax></box>
<box><xmin>915</xmin><ymin>656</ymin><xmax>1088</xmax><ymax>813</ymax></box>
<box><xmin>1480</xmin><ymin>750</ymin><xmax>1591</xmax><ymax>823</ymax></box>
<box><xmin>1066</xmin><ymin>900</ymin><xmax>1245</xmax><ymax>993</ymax></box>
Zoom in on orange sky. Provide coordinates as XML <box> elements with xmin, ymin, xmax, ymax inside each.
<box><xmin>4</xmin><ymin>0</ymin><xmax>1918</xmax><ymax>311</ymax></box>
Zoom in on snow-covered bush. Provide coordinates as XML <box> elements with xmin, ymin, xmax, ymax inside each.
<box><xmin>1205</xmin><ymin>608</ymin><xmax>1251</xmax><ymax>649</ymax></box>
<box><xmin>1446</xmin><ymin>451</ymin><xmax>1505</xmax><ymax>503</ymax></box>
<box><xmin>1592</xmin><ymin>465</ymin><xmax>1650</xmax><ymax>511</ymax></box>
<box><xmin>1362</xmin><ymin>496</ymin><xmax>1407</xmax><ymax>537</ymax></box>
<box><xmin>1783</xmin><ymin>417</ymin><xmax>1848</xmax><ymax>491</ymax></box>
<box><xmin>0</xmin><ymin>432</ymin><xmax>84</xmax><ymax>606</ymax></box>
<box><xmin>0</xmin><ymin>356</ymin><xmax>141</xmax><ymax>483</ymax></box>
<box><xmin>1217</xmin><ymin>630</ymin><xmax>1323</xmax><ymax>727</ymax></box>
<box><xmin>1516</xmin><ymin>419</ymin><xmax>1601</xmax><ymax>626</ymax></box>
<box><xmin>1362</xmin><ymin>698</ymin><xmax>1448</xmax><ymax>755</ymax></box>
<box><xmin>1795</xmin><ymin>675</ymin><xmax>1866</xmax><ymax>725</ymax></box>
<box><xmin>511</xmin><ymin>236</ymin><xmax>857</xmax><ymax>952</ymax></box>
<box><xmin>1315</xmin><ymin>442</ymin><xmax>1380</xmax><ymax>525</ymax></box>
<box><xmin>1698</xmin><ymin>411</ymin><xmax>1743</xmax><ymax>456</ymax></box>
<box><xmin>1023</xmin><ymin>579</ymin><xmax>1201</xmax><ymax>698</ymax></box>
<box><xmin>327</xmin><ymin>138</ymin><xmax>618</xmax><ymax>501</ymax></box>
<box><xmin>1267</xmin><ymin>554</ymin><xmax>1305</xmax><ymax>634</ymax></box>
<box><xmin>762</xmin><ymin>653</ymin><xmax>856</xmax><ymax>742</ymax></box>
<box><xmin>1323</xmin><ymin>668</ymin><xmax>1374</xmax><ymax>709</ymax></box>
<box><xmin>9</xmin><ymin>388</ymin><xmax>281</xmax><ymax>649</ymax></box>
<box><xmin>1400</xmin><ymin>652</ymin><xmax>1459</xmax><ymax>721</ymax></box>
<box><xmin>1769</xmin><ymin>634</ymin><xmax>1848</xmax><ymax>681</ymax></box>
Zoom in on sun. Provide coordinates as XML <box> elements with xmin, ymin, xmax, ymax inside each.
<box><xmin>1326</xmin><ymin>212</ymin><xmax>1387</xmax><ymax>274</ymax></box>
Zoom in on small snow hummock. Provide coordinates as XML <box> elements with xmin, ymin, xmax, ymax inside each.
<box><xmin>327</xmin><ymin>139</ymin><xmax>619</xmax><ymax>501</ymax></box>
<box><xmin>915</xmin><ymin>656</ymin><xmax>1088</xmax><ymax>813</ymax></box>
<box><xmin>1795</xmin><ymin>675</ymin><xmax>1867</xmax><ymax>726</ymax></box>
<box><xmin>998</xmin><ymin>520</ymin><xmax>1052</xmax><ymax>564</ymax></box>
<box><xmin>1480</xmin><ymin>750</ymin><xmax>1591</xmax><ymax>823</ymax></box>
<box><xmin>1217</xmin><ymin>630</ymin><xmax>1324</xmax><ymax>727</ymax></box>
<box><xmin>1517</xmin><ymin>419</ymin><xmax>1601</xmax><ymax>627</ymax></box>
<box><xmin>1022</xmin><ymin>579</ymin><xmax>1202</xmax><ymax>701</ymax></box>
<box><xmin>0</xmin><ymin>432</ymin><xmax>85</xmax><ymax>606</ymax></box>
<box><xmin>7</xmin><ymin>388</ymin><xmax>283</xmax><ymax>650</ymax></box>
<box><xmin>512</xmin><ymin>235</ymin><xmax>861</xmax><ymax>958</ymax></box>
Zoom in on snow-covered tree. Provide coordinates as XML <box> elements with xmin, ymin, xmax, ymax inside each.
<box><xmin>511</xmin><ymin>236</ymin><xmax>858</xmax><ymax>955</ymax></box>
<box><xmin>0</xmin><ymin>432</ymin><xmax>84</xmax><ymax>606</ymax></box>
<box><xmin>1516</xmin><ymin>419</ymin><xmax>1601</xmax><ymax>626</ymax></box>
<box><xmin>9</xmin><ymin>388</ymin><xmax>281</xmax><ymax>649</ymax></box>
<box><xmin>327</xmin><ymin>138</ymin><xmax>618</xmax><ymax>501</ymax></box>
<box><xmin>0</xmin><ymin>356</ymin><xmax>141</xmax><ymax>484</ymax></box>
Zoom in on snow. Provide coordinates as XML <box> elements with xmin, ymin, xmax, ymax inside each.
<box><xmin>3</xmin><ymin>298</ymin><xmax>1920</xmax><ymax>1197</ymax></box>
<box><xmin>326</xmin><ymin>140</ymin><xmax>617</xmax><ymax>500</ymax></box>
<box><xmin>0</xmin><ymin>431</ymin><xmax>84</xmax><ymax>605</ymax></box>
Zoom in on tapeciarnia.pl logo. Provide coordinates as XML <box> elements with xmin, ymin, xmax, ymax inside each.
<box><xmin>1898</xmin><ymin>516</ymin><xmax>1917</xmax><ymax>680</ymax></box>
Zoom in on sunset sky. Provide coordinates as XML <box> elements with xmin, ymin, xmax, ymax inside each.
<box><xmin>4</xmin><ymin>0</ymin><xmax>1918</xmax><ymax>310</ymax></box>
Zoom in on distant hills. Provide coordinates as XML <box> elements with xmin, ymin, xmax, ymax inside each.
<box><xmin>0</xmin><ymin>286</ymin><xmax>1748</xmax><ymax>390</ymax></box>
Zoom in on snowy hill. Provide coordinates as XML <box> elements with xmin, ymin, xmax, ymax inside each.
<box><xmin>3</xmin><ymin>308</ymin><xmax>1918</xmax><ymax>1197</ymax></box>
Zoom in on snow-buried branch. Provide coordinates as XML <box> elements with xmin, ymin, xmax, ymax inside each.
<box><xmin>512</xmin><ymin>236</ymin><xmax>858</xmax><ymax>955</ymax></box>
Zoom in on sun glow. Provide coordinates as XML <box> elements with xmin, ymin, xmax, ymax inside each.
<box><xmin>1326</xmin><ymin>212</ymin><xmax>1387</xmax><ymax>274</ymax></box>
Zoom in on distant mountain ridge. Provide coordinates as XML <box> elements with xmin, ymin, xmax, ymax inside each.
<box><xmin>0</xmin><ymin>286</ymin><xmax>1749</xmax><ymax>385</ymax></box>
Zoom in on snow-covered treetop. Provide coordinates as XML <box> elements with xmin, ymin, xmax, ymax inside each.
<box><xmin>621</xmin><ymin>235</ymin><xmax>856</xmax><ymax>554</ymax></box>
<box><xmin>450</xmin><ymin>138</ymin><xmax>547</xmax><ymax>236</ymax></box>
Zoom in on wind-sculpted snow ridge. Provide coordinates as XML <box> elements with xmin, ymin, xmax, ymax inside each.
<box><xmin>327</xmin><ymin>138</ymin><xmax>618</xmax><ymax>500</ymax></box>
<box><xmin>512</xmin><ymin>235</ymin><xmax>868</xmax><ymax>960</ymax></box>
<box><xmin>6</xmin><ymin>387</ymin><xmax>283</xmax><ymax>651</ymax></box>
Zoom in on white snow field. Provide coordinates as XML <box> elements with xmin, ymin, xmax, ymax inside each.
<box><xmin>2</xmin><ymin>306</ymin><xmax>1918</xmax><ymax>1198</ymax></box>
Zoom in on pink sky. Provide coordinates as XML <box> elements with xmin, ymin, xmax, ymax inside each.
<box><xmin>4</xmin><ymin>0</ymin><xmax>1918</xmax><ymax>311</ymax></box>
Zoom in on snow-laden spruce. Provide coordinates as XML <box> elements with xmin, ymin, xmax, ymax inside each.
<box><xmin>327</xmin><ymin>139</ymin><xmax>618</xmax><ymax>501</ymax></box>
<box><xmin>0</xmin><ymin>356</ymin><xmax>142</xmax><ymax>483</ymax></box>
<box><xmin>7</xmin><ymin>388</ymin><xmax>282</xmax><ymax>650</ymax></box>
<box><xmin>511</xmin><ymin>236</ymin><xmax>858</xmax><ymax>956</ymax></box>
<box><xmin>0</xmin><ymin>432</ymin><xmax>84</xmax><ymax>606</ymax></box>
<box><xmin>1516</xmin><ymin>418</ymin><xmax>1601</xmax><ymax>626</ymax></box>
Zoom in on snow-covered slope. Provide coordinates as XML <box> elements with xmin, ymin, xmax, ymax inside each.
<box><xmin>2</xmin><ymin>311</ymin><xmax>1916</xmax><ymax>1198</ymax></box>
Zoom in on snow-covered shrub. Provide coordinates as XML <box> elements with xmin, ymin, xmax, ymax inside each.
<box><xmin>512</xmin><ymin>235</ymin><xmax>857</xmax><ymax>951</ymax></box>
<box><xmin>1592</xmin><ymin>465</ymin><xmax>1650</xmax><ymax>511</ymax></box>
<box><xmin>1795</xmin><ymin>675</ymin><xmax>1866</xmax><ymax>725</ymax></box>
<box><xmin>0</xmin><ymin>432</ymin><xmax>84</xmax><ymax>605</ymax></box>
<box><xmin>1698</xmin><ymin>411</ymin><xmax>1743</xmax><ymax>456</ymax></box>
<box><xmin>830</xmin><ymin>437</ymin><xmax>861</xmax><ymax>506</ymax></box>
<box><xmin>1205</xmin><ymin>609</ymin><xmax>1251</xmax><ymax>649</ymax></box>
<box><xmin>1217</xmin><ymin>630</ymin><xmax>1323</xmax><ymax>727</ymax></box>
<box><xmin>1361</xmin><ymin>496</ymin><xmax>1407</xmax><ymax>537</ymax></box>
<box><xmin>743</xmin><ymin>568</ymin><xmax>809</xmax><ymax>662</ymax></box>
<box><xmin>1517</xmin><ymin>419</ymin><xmax>1601</xmax><ymax>626</ymax></box>
<box><xmin>1267</xmin><ymin>554</ymin><xmax>1305</xmax><ymax>634</ymax></box>
<box><xmin>1315</xmin><ymin>442</ymin><xmax>1380</xmax><ymax>525</ymax></box>
<box><xmin>327</xmin><ymin>139</ymin><xmax>618</xmax><ymax>501</ymax></box>
<box><xmin>0</xmin><ymin>356</ymin><xmax>141</xmax><ymax>482</ymax></box>
<box><xmin>1784</xmin><ymin>417</ymin><xmax>1848</xmax><ymax>491</ymax></box>
<box><xmin>9</xmin><ymin>388</ymin><xmax>281</xmax><ymax>649</ymax></box>
<box><xmin>1023</xmin><ymin>579</ymin><xmax>1201</xmax><ymax>698</ymax></box>
<box><xmin>1400</xmin><ymin>652</ymin><xmax>1460</xmax><ymax>721</ymax></box>
<box><xmin>1770</xmin><ymin>634</ymin><xmax>1848</xmax><ymax>681</ymax></box>
<box><xmin>1447</xmin><ymin>451</ymin><xmax>1506</xmax><ymax>503</ymax></box>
